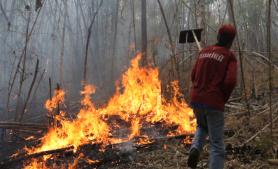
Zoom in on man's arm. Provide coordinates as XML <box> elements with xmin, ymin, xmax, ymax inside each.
<box><xmin>222</xmin><ymin>56</ymin><xmax>237</xmax><ymax>102</ymax></box>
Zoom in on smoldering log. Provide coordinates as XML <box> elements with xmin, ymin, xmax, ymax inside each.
<box><xmin>0</xmin><ymin>146</ymin><xmax>74</xmax><ymax>168</ymax></box>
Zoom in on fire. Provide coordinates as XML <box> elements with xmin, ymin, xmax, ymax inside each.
<box><xmin>25</xmin><ymin>136</ymin><xmax>36</xmax><ymax>141</ymax></box>
<box><xmin>24</xmin><ymin>53</ymin><xmax>196</xmax><ymax>168</ymax></box>
<box><xmin>68</xmin><ymin>153</ymin><xmax>84</xmax><ymax>169</ymax></box>
<box><xmin>27</xmin><ymin>85</ymin><xmax>110</xmax><ymax>153</ymax></box>
<box><xmin>24</xmin><ymin>159</ymin><xmax>47</xmax><ymax>169</ymax></box>
<box><xmin>137</xmin><ymin>135</ymin><xmax>153</xmax><ymax>145</ymax></box>
<box><xmin>128</xmin><ymin>118</ymin><xmax>141</xmax><ymax>140</ymax></box>
<box><xmin>45</xmin><ymin>89</ymin><xmax>65</xmax><ymax>112</ymax></box>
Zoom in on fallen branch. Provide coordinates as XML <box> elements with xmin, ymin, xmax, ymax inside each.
<box><xmin>242</xmin><ymin>115</ymin><xmax>278</xmax><ymax>145</ymax></box>
<box><xmin>252</xmin><ymin>52</ymin><xmax>278</xmax><ymax>70</ymax></box>
<box><xmin>0</xmin><ymin>146</ymin><xmax>74</xmax><ymax>168</ymax></box>
<box><xmin>225</xmin><ymin>104</ymin><xmax>246</xmax><ymax>110</ymax></box>
<box><xmin>258</xmin><ymin>102</ymin><xmax>278</xmax><ymax>115</ymax></box>
<box><xmin>0</xmin><ymin>122</ymin><xmax>47</xmax><ymax>130</ymax></box>
<box><xmin>268</xmin><ymin>159</ymin><xmax>278</xmax><ymax>166</ymax></box>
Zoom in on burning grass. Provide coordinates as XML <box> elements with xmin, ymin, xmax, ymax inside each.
<box><xmin>22</xmin><ymin>53</ymin><xmax>196</xmax><ymax>168</ymax></box>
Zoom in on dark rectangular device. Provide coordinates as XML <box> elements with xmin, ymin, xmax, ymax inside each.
<box><xmin>179</xmin><ymin>28</ymin><xmax>203</xmax><ymax>43</ymax></box>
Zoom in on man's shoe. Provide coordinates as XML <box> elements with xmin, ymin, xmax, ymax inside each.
<box><xmin>187</xmin><ymin>147</ymin><xmax>200</xmax><ymax>168</ymax></box>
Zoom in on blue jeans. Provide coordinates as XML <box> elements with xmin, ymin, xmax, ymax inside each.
<box><xmin>190</xmin><ymin>108</ymin><xmax>225</xmax><ymax>169</ymax></box>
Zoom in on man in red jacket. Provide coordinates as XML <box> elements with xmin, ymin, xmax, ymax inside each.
<box><xmin>187</xmin><ymin>24</ymin><xmax>237</xmax><ymax>169</ymax></box>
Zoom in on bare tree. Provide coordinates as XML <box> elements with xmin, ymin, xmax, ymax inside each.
<box><xmin>60</xmin><ymin>0</ymin><xmax>67</xmax><ymax>86</ymax></box>
<box><xmin>267</xmin><ymin>0</ymin><xmax>273</xmax><ymax>141</ymax></box>
<box><xmin>228</xmin><ymin>0</ymin><xmax>250</xmax><ymax>116</ymax></box>
<box><xmin>83</xmin><ymin>0</ymin><xmax>104</xmax><ymax>83</ymax></box>
<box><xmin>131</xmin><ymin>0</ymin><xmax>137</xmax><ymax>51</ymax></box>
<box><xmin>157</xmin><ymin>0</ymin><xmax>178</xmax><ymax>80</ymax></box>
<box><xmin>111</xmin><ymin>0</ymin><xmax>119</xmax><ymax>80</ymax></box>
<box><xmin>141</xmin><ymin>0</ymin><xmax>148</xmax><ymax>66</ymax></box>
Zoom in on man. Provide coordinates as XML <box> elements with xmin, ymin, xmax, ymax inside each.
<box><xmin>188</xmin><ymin>24</ymin><xmax>237</xmax><ymax>169</ymax></box>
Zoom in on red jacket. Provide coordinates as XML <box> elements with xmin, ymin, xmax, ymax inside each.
<box><xmin>190</xmin><ymin>45</ymin><xmax>237</xmax><ymax>111</ymax></box>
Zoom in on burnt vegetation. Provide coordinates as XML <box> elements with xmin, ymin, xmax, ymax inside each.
<box><xmin>0</xmin><ymin>0</ymin><xmax>277</xmax><ymax>169</ymax></box>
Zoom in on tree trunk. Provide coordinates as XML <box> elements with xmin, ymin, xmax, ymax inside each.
<box><xmin>227</xmin><ymin>0</ymin><xmax>233</xmax><ymax>23</ymax></box>
<box><xmin>83</xmin><ymin>0</ymin><xmax>103</xmax><ymax>83</ymax></box>
<box><xmin>18</xmin><ymin>59</ymin><xmax>39</xmax><ymax>121</ymax></box>
<box><xmin>196</xmin><ymin>0</ymin><xmax>206</xmax><ymax>45</ymax></box>
<box><xmin>14</xmin><ymin>11</ymin><xmax>31</xmax><ymax>121</ymax></box>
<box><xmin>60</xmin><ymin>2</ymin><xmax>67</xmax><ymax>86</ymax></box>
<box><xmin>111</xmin><ymin>0</ymin><xmax>119</xmax><ymax>80</ymax></box>
<box><xmin>228</xmin><ymin>0</ymin><xmax>250</xmax><ymax>116</ymax></box>
<box><xmin>141</xmin><ymin>0</ymin><xmax>148</xmax><ymax>66</ymax></box>
<box><xmin>266</xmin><ymin>0</ymin><xmax>273</xmax><ymax>142</ymax></box>
<box><xmin>131</xmin><ymin>0</ymin><xmax>137</xmax><ymax>51</ymax></box>
<box><xmin>157</xmin><ymin>0</ymin><xmax>178</xmax><ymax>80</ymax></box>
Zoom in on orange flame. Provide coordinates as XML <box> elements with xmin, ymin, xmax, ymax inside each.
<box><xmin>128</xmin><ymin>118</ymin><xmax>141</xmax><ymax>140</ymax></box>
<box><xmin>24</xmin><ymin>159</ymin><xmax>47</xmax><ymax>169</ymax></box>
<box><xmin>68</xmin><ymin>153</ymin><xmax>84</xmax><ymax>169</ymax></box>
<box><xmin>24</xmin><ymin>53</ymin><xmax>196</xmax><ymax>168</ymax></box>
<box><xmin>45</xmin><ymin>89</ymin><xmax>65</xmax><ymax>112</ymax></box>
